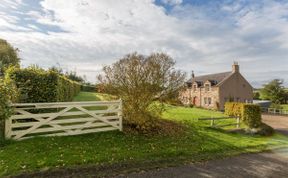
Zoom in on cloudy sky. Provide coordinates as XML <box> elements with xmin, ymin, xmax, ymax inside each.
<box><xmin>0</xmin><ymin>0</ymin><xmax>288</xmax><ymax>87</ymax></box>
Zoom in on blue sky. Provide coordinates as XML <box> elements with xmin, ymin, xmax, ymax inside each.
<box><xmin>0</xmin><ymin>0</ymin><xmax>288</xmax><ymax>87</ymax></box>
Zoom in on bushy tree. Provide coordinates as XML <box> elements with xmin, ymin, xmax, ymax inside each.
<box><xmin>260</xmin><ymin>79</ymin><xmax>287</xmax><ymax>104</ymax></box>
<box><xmin>98</xmin><ymin>53</ymin><xmax>185</xmax><ymax>132</ymax></box>
<box><xmin>65</xmin><ymin>71</ymin><xmax>85</xmax><ymax>83</ymax></box>
<box><xmin>0</xmin><ymin>39</ymin><xmax>20</xmax><ymax>75</ymax></box>
<box><xmin>253</xmin><ymin>91</ymin><xmax>260</xmax><ymax>100</ymax></box>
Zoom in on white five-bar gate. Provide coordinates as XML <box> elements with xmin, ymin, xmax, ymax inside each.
<box><xmin>5</xmin><ymin>100</ymin><xmax>122</xmax><ymax>140</ymax></box>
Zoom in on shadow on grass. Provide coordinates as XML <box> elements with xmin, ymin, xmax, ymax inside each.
<box><xmin>1</xmin><ymin>122</ymin><xmax>288</xmax><ymax>177</ymax></box>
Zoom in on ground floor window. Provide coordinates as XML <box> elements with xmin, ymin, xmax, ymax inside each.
<box><xmin>204</xmin><ymin>97</ymin><xmax>212</xmax><ymax>105</ymax></box>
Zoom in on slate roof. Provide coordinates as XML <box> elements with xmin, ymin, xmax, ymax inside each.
<box><xmin>187</xmin><ymin>71</ymin><xmax>232</xmax><ymax>86</ymax></box>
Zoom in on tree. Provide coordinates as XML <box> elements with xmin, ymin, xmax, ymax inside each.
<box><xmin>260</xmin><ymin>79</ymin><xmax>286</xmax><ymax>104</ymax></box>
<box><xmin>0</xmin><ymin>39</ymin><xmax>20</xmax><ymax>75</ymax></box>
<box><xmin>253</xmin><ymin>91</ymin><xmax>260</xmax><ymax>100</ymax></box>
<box><xmin>65</xmin><ymin>70</ymin><xmax>85</xmax><ymax>83</ymax></box>
<box><xmin>98</xmin><ymin>52</ymin><xmax>185</xmax><ymax>132</ymax></box>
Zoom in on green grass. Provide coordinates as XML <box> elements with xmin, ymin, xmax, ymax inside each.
<box><xmin>1</xmin><ymin>92</ymin><xmax>288</xmax><ymax>176</ymax></box>
<box><xmin>281</xmin><ymin>104</ymin><xmax>288</xmax><ymax>110</ymax></box>
<box><xmin>73</xmin><ymin>92</ymin><xmax>102</xmax><ymax>101</ymax></box>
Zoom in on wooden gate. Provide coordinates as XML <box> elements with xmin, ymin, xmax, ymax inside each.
<box><xmin>6</xmin><ymin>100</ymin><xmax>122</xmax><ymax>140</ymax></box>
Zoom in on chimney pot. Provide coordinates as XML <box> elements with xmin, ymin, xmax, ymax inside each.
<box><xmin>232</xmin><ymin>62</ymin><xmax>239</xmax><ymax>73</ymax></box>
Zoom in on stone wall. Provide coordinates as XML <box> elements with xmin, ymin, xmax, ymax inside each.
<box><xmin>179</xmin><ymin>86</ymin><xmax>219</xmax><ymax>109</ymax></box>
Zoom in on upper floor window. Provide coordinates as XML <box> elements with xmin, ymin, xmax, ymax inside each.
<box><xmin>204</xmin><ymin>84</ymin><xmax>210</xmax><ymax>92</ymax></box>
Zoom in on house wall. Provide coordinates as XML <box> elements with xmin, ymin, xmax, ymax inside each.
<box><xmin>179</xmin><ymin>86</ymin><xmax>219</xmax><ymax>110</ymax></box>
<box><xmin>218</xmin><ymin>72</ymin><xmax>253</xmax><ymax>110</ymax></box>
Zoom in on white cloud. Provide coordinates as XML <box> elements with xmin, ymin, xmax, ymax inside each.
<box><xmin>0</xmin><ymin>0</ymin><xmax>287</xmax><ymax>87</ymax></box>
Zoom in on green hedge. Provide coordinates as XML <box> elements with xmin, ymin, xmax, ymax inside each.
<box><xmin>241</xmin><ymin>104</ymin><xmax>262</xmax><ymax>128</ymax></box>
<box><xmin>224</xmin><ymin>102</ymin><xmax>243</xmax><ymax>117</ymax></box>
<box><xmin>0</xmin><ymin>75</ymin><xmax>18</xmax><ymax>141</ymax></box>
<box><xmin>225</xmin><ymin>102</ymin><xmax>262</xmax><ymax>128</ymax></box>
<box><xmin>6</xmin><ymin>66</ymin><xmax>80</xmax><ymax>103</ymax></box>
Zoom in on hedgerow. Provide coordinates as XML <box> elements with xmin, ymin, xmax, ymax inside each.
<box><xmin>224</xmin><ymin>102</ymin><xmax>243</xmax><ymax>117</ymax></box>
<box><xmin>225</xmin><ymin>102</ymin><xmax>263</xmax><ymax>130</ymax></box>
<box><xmin>6</xmin><ymin>66</ymin><xmax>80</xmax><ymax>103</ymax></box>
<box><xmin>241</xmin><ymin>104</ymin><xmax>262</xmax><ymax>128</ymax></box>
<box><xmin>0</xmin><ymin>75</ymin><xmax>18</xmax><ymax>141</ymax></box>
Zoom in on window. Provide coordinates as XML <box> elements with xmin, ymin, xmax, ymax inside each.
<box><xmin>204</xmin><ymin>97</ymin><xmax>207</xmax><ymax>105</ymax></box>
<box><xmin>208</xmin><ymin>97</ymin><xmax>212</xmax><ymax>105</ymax></box>
<box><xmin>193</xmin><ymin>84</ymin><xmax>197</xmax><ymax>92</ymax></box>
<box><xmin>204</xmin><ymin>97</ymin><xmax>212</xmax><ymax>105</ymax></box>
<box><xmin>204</xmin><ymin>84</ymin><xmax>210</xmax><ymax>92</ymax></box>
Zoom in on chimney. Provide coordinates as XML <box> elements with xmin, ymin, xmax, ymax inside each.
<box><xmin>191</xmin><ymin>70</ymin><xmax>195</xmax><ymax>79</ymax></box>
<box><xmin>232</xmin><ymin>62</ymin><xmax>239</xmax><ymax>73</ymax></box>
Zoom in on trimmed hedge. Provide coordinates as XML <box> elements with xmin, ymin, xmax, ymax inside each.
<box><xmin>241</xmin><ymin>104</ymin><xmax>262</xmax><ymax>128</ymax></box>
<box><xmin>225</xmin><ymin>102</ymin><xmax>262</xmax><ymax>129</ymax></box>
<box><xmin>6</xmin><ymin>66</ymin><xmax>80</xmax><ymax>103</ymax></box>
<box><xmin>224</xmin><ymin>102</ymin><xmax>243</xmax><ymax>117</ymax></box>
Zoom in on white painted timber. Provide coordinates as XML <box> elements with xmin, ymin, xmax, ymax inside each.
<box><xmin>6</xmin><ymin>100</ymin><xmax>122</xmax><ymax>140</ymax></box>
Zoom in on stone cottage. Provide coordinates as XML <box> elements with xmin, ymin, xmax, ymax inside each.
<box><xmin>180</xmin><ymin>62</ymin><xmax>253</xmax><ymax>110</ymax></box>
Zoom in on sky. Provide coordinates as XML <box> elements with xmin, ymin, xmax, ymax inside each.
<box><xmin>0</xmin><ymin>0</ymin><xmax>288</xmax><ymax>87</ymax></box>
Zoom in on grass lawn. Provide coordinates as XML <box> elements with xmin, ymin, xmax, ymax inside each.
<box><xmin>1</xmin><ymin>92</ymin><xmax>288</xmax><ymax>176</ymax></box>
<box><xmin>281</xmin><ymin>104</ymin><xmax>288</xmax><ymax>110</ymax></box>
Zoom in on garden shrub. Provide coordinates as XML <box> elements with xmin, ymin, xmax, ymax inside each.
<box><xmin>224</xmin><ymin>102</ymin><xmax>243</xmax><ymax>117</ymax></box>
<box><xmin>241</xmin><ymin>104</ymin><xmax>262</xmax><ymax>128</ymax></box>
<box><xmin>6</xmin><ymin>66</ymin><xmax>80</xmax><ymax>103</ymax></box>
<box><xmin>0</xmin><ymin>75</ymin><xmax>18</xmax><ymax>141</ymax></box>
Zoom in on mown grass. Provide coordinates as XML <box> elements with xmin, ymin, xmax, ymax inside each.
<box><xmin>281</xmin><ymin>104</ymin><xmax>288</xmax><ymax>110</ymax></box>
<box><xmin>1</xmin><ymin>92</ymin><xmax>288</xmax><ymax>176</ymax></box>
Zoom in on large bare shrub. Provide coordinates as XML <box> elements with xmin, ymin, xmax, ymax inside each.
<box><xmin>98</xmin><ymin>53</ymin><xmax>185</xmax><ymax>132</ymax></box>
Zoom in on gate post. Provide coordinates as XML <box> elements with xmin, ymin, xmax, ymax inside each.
<box><xmin>236</xmin><ymin>116</ymin><xmax>240</xmax><ymax>128</ymax></box>
<box><xmin>5</xmin><ymin>117</ymin><xmax>12</xmax><ymax>139</ymax></box>
<box><xmin>118</xmin><ymin>99</ymin><xmax>123</xmax><ymax>131</ymax></box>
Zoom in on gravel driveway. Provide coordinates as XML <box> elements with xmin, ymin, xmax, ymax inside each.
<box><xmin>262</xmin><ymin>114</ymin><xmax>288</xmax><ymax>135</ymax></box>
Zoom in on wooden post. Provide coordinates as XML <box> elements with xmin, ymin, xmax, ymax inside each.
<box><xmin>236</xmin><ymin>116</ymin><xmax>240</xmax><ymax>129</ymax></box>
<box><xmin>118</xmin><ymin>99</ymin><xmax>123</xmax><ymax>131</ymax></box>
<box><xmin>210</xmin><ymin>117</ymin><xmax>215</xmax><ymax>127</ymax></box>
<box><xmin>5</xmin><ymin>117</ymin><xmax>12</xmax><ymax>139</ymax></box>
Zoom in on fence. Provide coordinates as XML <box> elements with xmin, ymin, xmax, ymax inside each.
<box><xmin>6</xmin><ymin>100</ymin><xmax>122</xmax><ymax>140</ymax></box>
<box><xmin>261</xmin><ymin>107</ymin><xmax>288</xmax><ymax>115</ymax></box>
<box><xmin>198</xmin><ymin>116</ymin><xmax>240</xmax><ymax>128</ymax></box>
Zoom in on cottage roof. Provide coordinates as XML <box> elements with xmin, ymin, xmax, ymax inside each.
<box><xmin>187</xmin><ymin>71</ymin><xmax>231</xmax><ymax>86</ymax></box>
